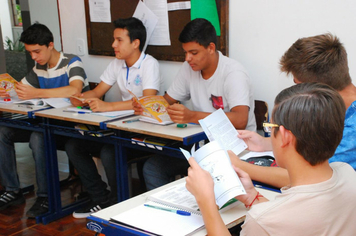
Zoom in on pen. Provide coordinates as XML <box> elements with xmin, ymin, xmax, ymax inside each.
<box><xmin>144</xmin><ymin>204</ymin><xmax>191</xmax><ymax>216</ymax></box>
<box><xmin>122</xmin><ymin>118</ymin><xmax>140</xmax><ymax>123</ymax></box>
<box><xmin>63</xmin><ymin>110</ymin><xmax>87</xmax><ymax>114</ymax></box>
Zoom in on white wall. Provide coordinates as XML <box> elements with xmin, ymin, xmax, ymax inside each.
<box><xmin>57</xmin><ymin>0</ymin><xmax>356</xmax><ymax>112</ymax></box>
<box><xmin>0</xmin><ymin>0</ymin><xmax>13</xmax><ymax>43</ymax></box>
<box><xmin>28</xmin><ymin>0</ymin><xmax>62</xmax><ymax>51</ymax></box>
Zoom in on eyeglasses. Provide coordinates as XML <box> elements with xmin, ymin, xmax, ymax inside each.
<box><xmin>263</xmin><ymin>122</ymin><xmax>280</xmax><ymax>133</ymax></box>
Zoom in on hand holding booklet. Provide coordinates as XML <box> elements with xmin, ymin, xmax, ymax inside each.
<box><xmin>180</xmin><ymin>141</ymin><xmax>246</xmax><ymax>209</ymax></box>
<box><xmin>128</xmin><ymin>90</ymin><xmax>173</xmax><ymax>125</ymax></box>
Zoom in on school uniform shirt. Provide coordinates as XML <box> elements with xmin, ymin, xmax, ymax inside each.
<box><xmin>241</xmin><ymin>162</ymin><xmax>356</xmax><ymax>236</ymax></box>
<box><xmin>21</xmin><ymin>52</ymin><xmax>89</xmax><ymax>91</ymax></box>
<box><xmin>100</xmin><ymin>52</ymin><xmax>161</xmax><ymax>101</ymax></box>
<box><xmin>167</xmin><ymin>51</ymin><xmax>256</xmax><ymax>131</ymax></box>
<box><xmin>329</xmin><ymin>100</ymin><xmax>356</xmax><ymax>170</ymax></box>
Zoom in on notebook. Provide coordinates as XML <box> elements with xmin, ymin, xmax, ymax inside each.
<box><xmin>110</xmin><ymin>181</ymin><xmax>240</xmax><ymax>236</ymax></box>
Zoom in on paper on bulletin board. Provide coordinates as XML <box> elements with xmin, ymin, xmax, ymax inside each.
<box><xmin>167</xmin><ymin>1</ymin><xmax>191</xmax><ymax>11</ymax></box>
<box><xmin>191</xmin><ymin>0</ymin><xmax>221</xmax><ymax>36</ymax></box>
<box><xmin>89</xmin><ymin>0</ymin><xmax>111</xmax><ymax>23</ymax></box>
<box><xmin>133</xmin><ymin>1</ymin><xmax>159</xmax><ymax>52</ymax></box>
<box><xmin>143</xmin><ymin>0</ymin><xmax>171</xmax><ymax>46</ymax></box>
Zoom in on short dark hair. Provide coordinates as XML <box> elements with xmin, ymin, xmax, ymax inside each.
<box><xmin>178</xmin><ymin>18</ymin><xmax>217</xmax><ymax>48</ymax></box>
<box><xmin>272</xmin><ymin>82</ymin><xmax>345</xmax><ymax>165</ymax></box>
<box><xmin>113</xmin><ymin>17</ymin><xmax>146</xmax><ymax>52</ymax></box>
<box><xmin>280</xmin><ymin>33</ymin><xmax>351</xmax><ymax>91</ymax></box>
<box><xmin>19</xmin><ymin>23</ymin><xmax>53</xmax><ymax>47</ymax></box>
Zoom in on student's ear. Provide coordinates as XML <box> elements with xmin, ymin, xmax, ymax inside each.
<box><xmin>207</xmin><ymin>42</ymin><xmax>216</xmax><ymax>54</ymax></box>
<box><xmin>132</xmin><ymin>39</ymin><xmax>140</xmax><ymax>50</ymax></box>
<box><xmin>48</xmin><ymin>42</ymin><xmax>54</xmax><ymax>50</ymax></box>
<box><xmin>279</xmin><ymin>125</ymin><xmax>294</xmax><ymax>148</ymax></box>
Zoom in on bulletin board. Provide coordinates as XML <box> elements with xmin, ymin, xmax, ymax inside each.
<box><xmin>84</xmin><ymin>0</ymin><xmax>229</xmax><ymax>61</ymax></box>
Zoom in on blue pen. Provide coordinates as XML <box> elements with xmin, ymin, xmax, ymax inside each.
<box><xmin>63</xmin><ymin>110</ymin><xmax>87</xmax><ymax>114</ymax></box>
<box><xmin>144</xmin><ymin>204</ymin><xmax>191</xmax><ymax>216</ymax></box>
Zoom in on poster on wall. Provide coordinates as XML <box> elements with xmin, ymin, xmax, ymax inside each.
<box><xmin>89</xmin><ymin>0</ymin><xmax>111</xmax><ymax>23</ymax></box>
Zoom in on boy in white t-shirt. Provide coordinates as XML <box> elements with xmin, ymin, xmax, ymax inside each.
<box><xmin>66</xmin><ymin>17</ymin><xmax>161</xmax><ymax>218</ymax></box>
<box><xmin>186</xmin><ymin>82</ymin><xmax>356</xmax><ymax>236</ymax></box>
<box><xmin>134</xmin><ymin>18</ymin><xmax>256</xmax><ymax>190</ymax></box>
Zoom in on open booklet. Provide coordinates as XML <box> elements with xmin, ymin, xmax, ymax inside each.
<box><xmin>128</xmin><ymin>90</ymin><xmax>173</xmax><ymax>125</ymax></box>
<box><xmin>199</xmin><ymin>108</ymin><xmax>248</xmax><ymax>155</ymax></box>
<box><xmin>0</xmin><ymin>73</ymin><xmax>18</xmax><ymax>102</ymax></box>
<box><xmin>14</xmin><ymin>98</ymin><xmax>71</xmax><ymax>108</ymax></box>
<box><xmin>180</xmin><ymin>140</ymin><xmax>246</xmax><ymax>209</ymax></box>
<box><xmin>0</xmin><ymin>73</ymin><xmax>17</xmax><ymax>94</ymax></box>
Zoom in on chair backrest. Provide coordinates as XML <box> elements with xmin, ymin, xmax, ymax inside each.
<box><xmin>254</xmin><ymin>100</ymin><xmax>269</xmax><ymax>130</ymax></box>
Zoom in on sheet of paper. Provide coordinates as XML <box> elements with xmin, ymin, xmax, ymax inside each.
<box><xmin>133</xmin><ymin>1</ymin><xmax>159</xmax><ymax>52</ymax></box>
<box><xmin>199</xmin><ymin>109</ymin><xmax>247</xmax><ymax>155</ymax></box>
<box><xmin>143</xmin><ymin>0</ymin><xmax>171</xmax><ymax>46</ymax></box>
<box><xmin>43</xmin><ymin>98</ymin><xmax>71</xmax><ymax>108</ymax></box>
<box><xmin>111</xmin><ymin>200</ymin><xmax>204</xmax><ymax>236</ymax></box>
<box><xmin>89</xmin><ymin>0</ymin><xmax>111</xmax><ymax>23</ymax></box>
<box><xmin>167</xmin><ymin>1</ymin><xmax>191</xmax><ymax>11</ymax></box>
<box><xmin>92</xmin><ymin>110</ymin><xmax>134</xmax><ymax>118</ymax></box>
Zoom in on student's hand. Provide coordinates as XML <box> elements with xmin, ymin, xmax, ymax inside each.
<box><xmin>69</xmin><ymin>93</ymin><xmax>86</xmax><ymax>106</ymax></box>
<box><xmin>232</xmin><ymin>164</ymin><xmax>258</xmax><ymax>206</ymax></box>
<box><xmin>186</xmin><ymin>157</ymin><xmax>216</xmax><ymax>204</ymax></box>
<box><xmin>228</xmin><ymin>150</ymin><xmax>245</xmax><ymax>167</ymax></box>
<box><xmin>132</xmin><ymin>98</ymin><xmax>143</xmax><ymax>115</ymax></box>
<box><xmin>15</xmin><ymin>83</ymin><xmax>38</xmax><ymax>99</ymax></box>
<box><xmin>167</xmin><ymin>103</ymin><xmax>194</xmax><ymax>124</ymax></box>
<box><xmin>0</xmin><ymin>89</ymin><xmax>9</xmax><ymax>97</ymax></box>
<box><xmin>84</xmin><ymin>98</ymin><xmax>110</xmax><ymax>112</ymax></box>
<box><xmin>237</xmin><ymin>130</ymin><xmax>272</xmax><ymax>152</ymax></box>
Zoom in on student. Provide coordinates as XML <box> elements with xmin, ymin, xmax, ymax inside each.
<box><xmin>186</xmin><ymin>83</ymin><xmax>356</xmax><ymax>235</ymax></box>
<box><xmin>230</xmin><ymin>33</ymin><xmax>356</xmax><ymax>188</ymax></box>
<box><xmin>135</xmin><ymin>18</ymin><xmax>256</xmax><ymax>190</ymax></box>
<box><xmin>65</xmin><ymin>17</ymin><xmax>161</xmax><ymax>218</ymax></box>
<box><xmin>0</xmin><ymin>23</ymin><xmax>88</xmax><ymax>218</ymax></box>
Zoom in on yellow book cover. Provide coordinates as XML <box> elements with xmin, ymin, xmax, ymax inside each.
<box><xmin>128</xmin><ymin>90</ymin><xmax>173</xmax><ymax>125</ymax></box>
<box><xmin>0</xmin><ymin>73</ymin><xmax>17</xmax><ymax>93</ymax></box>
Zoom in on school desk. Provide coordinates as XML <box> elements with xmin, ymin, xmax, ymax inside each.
<box><xmin>87</xmin><ymin>177</ymin><xmax>280</xmax><ymax>235</ymax></box>
<box><xmin>32</xmin><ymin>107</ymin><xmax>133</xmax><ymax>224</ymax></box>
<box><xmin>33</xmin><ymin>108</ymin><xmax>206</xmax><ymax>223</ymax></box>
<box><xmin>105</xmin><ymin>120</ymin><xmax>206</xmax><ymax>201</ymax></box>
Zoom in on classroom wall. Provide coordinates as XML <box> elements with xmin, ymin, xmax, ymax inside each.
<box><xmin>57</xmin><ymin>0</ymin><xmax>356</xmax><ymax>112</ymax></box>
<box><xmin>28</xmin><ymin>0</ymin><xmax>62</xmax><ymax>51</ymax></box>
<box><xmin>0</xmin><ymin>0</ymin><xmax>13</xmax><ymax>43</ymax></box>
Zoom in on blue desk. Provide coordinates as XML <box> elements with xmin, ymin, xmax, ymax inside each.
<box><xmin>0</xmin><ymin>105</ymin><xmax>206</xmax><ymax>224</ymax></box>
<box><xmin>33</xmin><ymin>107</ymin><xmax>131</xmax><ymax>224</ymax></box>
<box><xmin>106</xmin><ymin>120</ymin><xmax>206</xmax><ymax>201</ymax></box>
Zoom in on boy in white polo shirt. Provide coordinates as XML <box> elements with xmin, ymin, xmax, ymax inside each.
<box><xmin>66</xmin><ymin>17</ymin><xmax>161</xmax><ymax>218</ymax></box>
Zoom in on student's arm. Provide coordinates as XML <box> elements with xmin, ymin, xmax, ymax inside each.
<box><xmin>15</xmin><ymin>80</ymin><xmax>83</xmax><ymax>99</ymax></box>
<box><xmin>83</xmin><ymin>84</ymin><xmax>158</xmax><ymax>112</ymax></box>
<box><xmin>186</xmin><ymin>157</ymin><xmax>231</xmax><ymax>236</ymax></box>
<box><xmin>166</xmin><ymin>101</ymin><xmax>249</xmax><ymax>128</ymax></box>
<box><xmin>238</xmin><ymin>130</ymin><xmax>272</xmax><ymax>152</ymax></box>
<box><xmin>229</xmin><ymin>151</ymin><xmax>289</xmax><ymax>188</ymax></box>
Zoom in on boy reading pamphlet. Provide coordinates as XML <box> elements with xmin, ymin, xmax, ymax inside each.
<box><xmin>186</xmin><ymin>83</ymin><xmax>356</xmax><ymax>236</ymax></box>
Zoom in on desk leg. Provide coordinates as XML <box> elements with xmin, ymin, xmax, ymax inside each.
<box><xmin>115</xmin><ymin>134</ymin><xmax>129</xmax><ymax>201</ymax></box>
<box><xmin>38</xmin><ymin>119</ymin><xmax>89</xmax><ymax>224</ymax></box>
